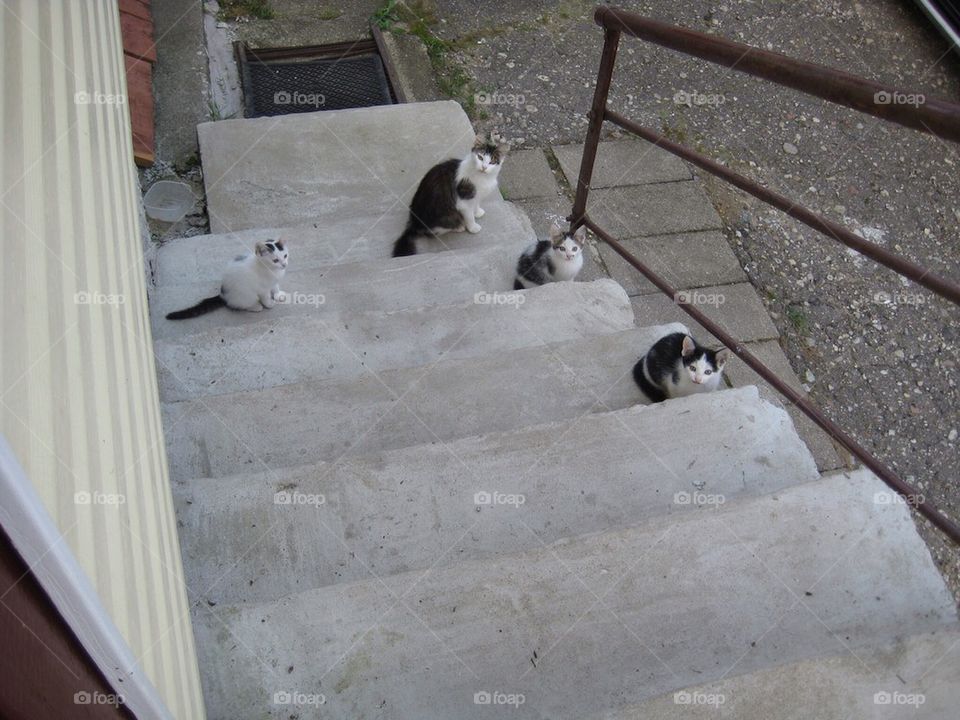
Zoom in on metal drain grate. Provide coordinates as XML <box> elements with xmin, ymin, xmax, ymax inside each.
<box><xmin>237</xmin><ymin>36</ymin><xmax>403</xmax><ymax>118</ymax></box>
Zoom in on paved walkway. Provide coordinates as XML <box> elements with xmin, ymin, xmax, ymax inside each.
<box><xmin>499</xmin><ymin>139</ymin><xmax>844</xmax><ymax>471</ymax></box>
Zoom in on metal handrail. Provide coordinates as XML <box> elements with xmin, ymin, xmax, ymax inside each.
<box><xmin>570</xmin><ymin>6</ymin><xmax>960</xmax><ymax>544</ymax></box>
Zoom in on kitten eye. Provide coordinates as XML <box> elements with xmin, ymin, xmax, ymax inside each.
<box><xmin>705</xmin><ymin>369</ymin><xmax>712</xmax><ymax>375</ymax></box>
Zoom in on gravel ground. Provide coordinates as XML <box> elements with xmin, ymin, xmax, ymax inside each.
<box><xmin>426</xmin><ymin>0</ymin><xmax>960</xmax><ymax>603</ymax></box>
<box><xmin>205</xmin><ymin>0</ymin><xmax>960</xmax><ymax>602</ymax></box>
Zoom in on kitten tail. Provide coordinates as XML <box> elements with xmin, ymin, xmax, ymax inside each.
<box><xmin>392</xmin><ymin>226</ymin><xmax>420</xmax><ymax>257</ymax></box>
<box><xmin>166</xmin><ymin>295</ymin><xmax>225</xmax><ymax>320</ymax></box>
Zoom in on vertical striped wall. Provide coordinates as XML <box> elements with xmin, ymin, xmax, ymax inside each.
<box><xmin>0</xmin><ymin>2</ymin><xmax>204</xmax><ymax>717</ymax></box>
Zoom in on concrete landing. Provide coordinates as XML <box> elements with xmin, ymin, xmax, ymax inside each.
<box><xmin>161</xmin><ymin>324</ymin><xmax>688</xmax><ymax>480</ymax></box>
<box><xmin>174</xmin><ymin>387</ymin><xmax>819</xmax><ymax>604</ymax></box>
<box><xmin>198</xmin><ymin>101</ymin><xmax>489</xmax><ymax>232</ymax></box>
<box><xmin>191</xmin><ymin>470</ymin><xmax>957</xmax><ymax>720</ymax></box>
<box><xmin>155</xmin><ymin>280</ymin><xmax>634</xmax><ymax>401</ymax></box>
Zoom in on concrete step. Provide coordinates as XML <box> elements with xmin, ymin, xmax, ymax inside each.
<box><xmin>191</xmin><ymin>469</ymin><xmax>958</xmax><ymax>720</ymax></box>
<box><xmin>174</xmin><ymin>387</ymin><xmax>819</xmax><ymax>605</ymax></box>
<box><xmin>149</xmin><ymin>244</ymin><xmax>520</xmax><ymax>341</ymax></box>
<box><xmin>198</xmin><ymin>100</ymin><xmax>488</xmax><ymax>233</ymax></box>
<box><xmin>596</xmin><ymin>629</ymin><xmax>960</xmax><ymax>719</ymax></box>
<box><xmin>161</xmin><ymin>323</ymin><xmax>688</xmax><ymax>480</ymax></box>
<box><xmin>156</xmin><ymin>280</ymin><xmax>635</xmax><ymax>402</ymax></box>
<box><xmin>149</xmin><ymin>200</ymin><xmax>534</xmax><ymax>289</ymax></box>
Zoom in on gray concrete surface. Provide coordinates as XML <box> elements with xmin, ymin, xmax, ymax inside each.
<box><xmin>552</xmin><ymin>138</ymin><xmax>691</xmax><ymax>188</ymax></box>
<box><xmin>630</xmin><ymin>282</ymin><xmax>780</xmax><ymax>344</ymax></box>
<box><xmin>175</xmin><ymin>387</ymin><xmax>818</xmax><ymax>604</ymax></box>
<box><xmin>151</xmin><ymin>200</ymin><xmax>534</xmax><ymax>287</ymax></box>
<box><xmin>725</xmin><ymin>338</ymin><xmax>846</xmax><ymax>472</ymax></box>
<box><xmin>599</xmin><ymin>628</ymin><xmax>960</xmax><ymax>719</ymax></box>
<box><xmin>587</xmin><ymin>183</ymin><xmax>723</xmax><ymax>238</ymax></box>
<box><xmin>597</xmin><ymin>230</ymin><xmax>747</xmax><ymax>296</ymax></box>
<box><xmin>198</xmin><ymin>101</ymin><xmax>491</xmax><ymax>232</ymax></box>
<box><xmin>498</xmin><ymin>148</ymin><xmax>559</xmax><ymax>199</ymax></box>
<box><xmin>155</xmin><ymin>279</ymin><xmax>634</xmax><ymax>401</ymax></box>
<box><xmin>161</xmin><ymin>323</ymin><xmax>688</xmax><ymax>480</ymax></box>
<box><xmin>191</xmin><ymin>470</ymin><xmax>957</xmax><ymax>720</ymax></box>
<box><xmin>151</xmin><ymin>0</ymin><xmax>210</xmax><ymax>164</ymax></box>
<box><xmin>149</xmin><ymin>243</ymin><xmax>520</xmax><ymax>340</ymax></box>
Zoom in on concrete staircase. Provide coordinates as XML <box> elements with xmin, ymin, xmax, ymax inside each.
<box><xmin>151</xmin><ymin>102</ymin><xmax>958</xmax><ymax>719</ymax></box>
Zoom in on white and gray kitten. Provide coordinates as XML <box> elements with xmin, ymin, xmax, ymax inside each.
<box><xmin>166</xmin><ymin>240</ymin><xmax>288</xmax><ymax>319</ymax></box>
<box><xmin>514</xmin><ymin>224</ymin><xmax>585</xmax><ymax>290</ymax></box>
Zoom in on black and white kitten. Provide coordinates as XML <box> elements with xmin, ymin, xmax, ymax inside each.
<box><xmin>633</xmin><ymin>332</ymin><xmax>728</xmax><ymax>402</ymax></box>
<box><xmin>514</xmin><ymin>224</ymin><xmax>585</xmax><ymax>290</ymax></box>
<box><xmin>166</xmin><ymin>240</ymin><xmax>288</xmax><ymax>319</ymax></box>
<box><xmin>392</xmin><ymin>133</ymin><xmax>509</xmax><ymax>257</ymax></box>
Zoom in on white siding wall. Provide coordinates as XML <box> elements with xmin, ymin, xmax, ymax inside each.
<box><xmin>0</xmin><ymin>2</ymin><xmax>204</xmax><ymax>716</ymax></box>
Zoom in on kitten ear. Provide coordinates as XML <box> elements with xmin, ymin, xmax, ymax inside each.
<box><xmin>573</xmin><ymin>225</ymin><xmax>587</xmax><ymax>242</ymax></box>
<box><xmin>273</xmin><ymin>239</ymin><xmax>286</xmax><ymax>251</ymax></box>
<box><xmin>681</xmin><ymin>335</ymin><xmax>696</xmax><ymax>357</ymax></box>
<box><xmin>714</xmin><ymin>348</ymin><xmax>730</xmax><ymax>367</ymax></box>
<box><xmin>549</xmin><ymin>223</ymin><xmax>564</xmax><ymax>243</ymax></box>
<box><xmin>255</xmin><ymin>241</ymin><xmax>268</xmax><ymax>256</ymax></box>
<box><xmin>474</xmin><ymin>133</ymin><xmax>485</xmax><ymax>147</ymax></box>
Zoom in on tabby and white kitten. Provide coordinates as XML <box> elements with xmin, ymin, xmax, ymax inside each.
<box><xmin>166</xmin><ymin>240</ymin><xmax>289</xmax><ymax>320</ymax></box>
<box><xmin>392</xmin><ymin>133</ymin><xmax>509</xmax><ymax>257</ymax></box>
<box><xmin>514</xmin><ymin>224</ymin><xmax>585</xmax><ymax>290</ymax></box>
<box><xmin>633</xmin><ymin>332</ymin><xmax>728</xmax><ymax>402</ymax></box>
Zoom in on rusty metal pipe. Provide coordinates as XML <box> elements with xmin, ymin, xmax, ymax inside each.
<box><xmin>595</xmin><ymin>6</ymin><xmax>960</xmax><ymax>142</ymax></box>
<box><xmin>604</xmin><ymin>109</ymin><xmax>960</xmax><ymax>305</ymax></box>
<box><xmin>570</xmin><ymin>27</ymin><xmax>621</xmax><ymax>227</ymax></box>
<box><xmin>583</xmin><ymin>216</ymin><xmax>960</xmax><ymax>545</ymax></box>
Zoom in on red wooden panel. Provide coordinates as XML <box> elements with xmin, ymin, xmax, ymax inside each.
<box><xmin>125</xmin><ymin>55</ymin><xmax>155</xmax><ymax>166</ymax></box>
<box><xmin>118</xmin><ymin>0</ymin><xmax>151</xmax><ymax>22</ymax></box>
<box><xmin>120</xmin><ymin>10</ymin><xmax>156</xmax><ymax>62</ymax></box>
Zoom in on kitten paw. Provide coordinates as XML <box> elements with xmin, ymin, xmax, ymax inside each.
<box><xmin>467</xmin><ymin>223</ymin><xmax>482</xmax><ymax>234</ymax></box>
<box><xmin>273</xmin><ymin>290</ymin><xmax>287</xmax><ymax>303</ymax></box>
<box><xmin>475</xmin><ymin>207</ymin><xmax>485</xmax><ymax>218</ymax></box>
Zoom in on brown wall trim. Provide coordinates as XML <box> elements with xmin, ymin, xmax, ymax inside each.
<box><xmin>0</xmin><ymin>527</ymin><xmax>136</xmax><ymax>719</ymax></box>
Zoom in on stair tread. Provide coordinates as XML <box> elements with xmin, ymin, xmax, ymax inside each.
<box><xmin>174</xmin><ymin>387</ymin><xmax>819</xmax><ymax>604</ymax></box>
<box><xmin>151</xmin><ymin>199</ymin><xmax>533</xmax><ymax>289</ymax></box>
<box><xmin>198</xmin><ymin>100</ymin><xmax>484</xmax><ymax>233</ymax></box>
<box><xmin>191</xmin><ymin>469</ymin><xmax>958</xmax><ymax>720</ymax></box>
<box><xmin>161</xmin><ymin>323</ymin><xmax>690</xmax><ymax>480</ymax></box>
<box><xmin>149</xmin><ymin>243</ymin><xmax>521</xmax><ymax>340</ymax></box>
<box><xmin>597</xmin><ymin>628</ymin><xmax>960</xmax><ymax>719</ymax></box>
<box><xmin>155</xmin><ymin>280</ymin><xmax>633</xmax><ymax>402</ymax></box>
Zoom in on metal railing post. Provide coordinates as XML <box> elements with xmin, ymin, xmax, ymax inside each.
<box><xmin>569</xmin><ymin>27</ymin><xmax>620</xmax><ymax>229</ymax></box>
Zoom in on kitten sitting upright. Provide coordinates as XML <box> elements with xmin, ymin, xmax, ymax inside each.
<box><xmin>392</xmin><ymin>133</ymin><xmax>509</xmax><ymax>257</ymax></box>
<box><xmin>166</xmin><ymin>240</ymin><xmax>288</xmax><ymax>319</ymax></box>
<box><xmin>514</xmin><ymin>223</ymin><xmax>585</xmax><ymax>290</ymax></box>
<box><xmin>633</xmin><ymin>332</ymin><xmax>728</xmax><ymax>402</ymax></box>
